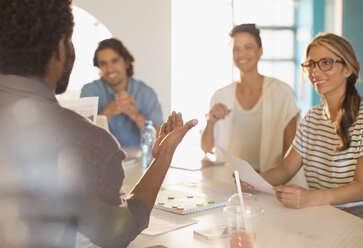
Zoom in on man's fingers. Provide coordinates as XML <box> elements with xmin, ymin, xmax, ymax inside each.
<box><xmin>182</xmin><ymin>119</ymin><xmax>198</xmax><ymax>133</ymax></box>
<box><xmin>128</xmin><ymin>96</ymin><xmax>136</xmax><ymax>106</ymax></box>
<box><xmin>171</xmin><ymin>118</ymin><xmax>198</xmax><ymax>141</ymax></box>
<box><xmin>115</xmin><ymin>91</ymin><xmax>128</xmax><ymax>101</ymax></box>
<box><xmin>175</xmin><ymin>112</ymin><xmax>183</xmax><ymax>127</ymax></box>
<box><xmin>163</xmin><ymin>111</ymin><xmax>197</xmax><ymax>138</ymax></box>
<box><xmin>159</xmin><ymin>122</ymin><xmax>167</xmax><ymax>136</ymax></box>
<box><xmin>166</xmin><ymin>114</ymin><xmax>172</xmax><ymax>133</ymax></box>
<box><xmin>170</xmin><ymin>111</ymin><xmax>176</xmax><ymax>129</ymax></box>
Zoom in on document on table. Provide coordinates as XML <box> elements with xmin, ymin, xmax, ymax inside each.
<box><xmin>220</xmin><ymin>148</ymin><xmax>274</xmax><ymax>194</ymax></box>
<box><xmin>59</xmin><ymin>96</ymin><xmax>99</xmax><ymax>124</ymax></box>
<box><xmin>142</xmin><ymin>210</ymin><xmax>197</xmax><ymax>236</ymax></box>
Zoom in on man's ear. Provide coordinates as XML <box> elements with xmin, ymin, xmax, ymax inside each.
<box><xmin>125</xmin><ymin>59</ymin><xmax>130</xmax><ymax>69</ymax></box>
<box><xmin>55</xmin><ymin>35</ymin><xmax>66</xmax><ymax>62</ymax></box>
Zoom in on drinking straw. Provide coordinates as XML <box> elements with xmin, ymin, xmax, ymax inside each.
<box><xmin>234</xmin><ymin>170</ymin><xmax>250</xmax><ymax>232</ymax></box>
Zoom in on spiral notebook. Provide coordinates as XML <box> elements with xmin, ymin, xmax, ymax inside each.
<box><xmin>154</xmin><ymin>181</ymin><xmax>235</xmax><ymax>215</ymax></box>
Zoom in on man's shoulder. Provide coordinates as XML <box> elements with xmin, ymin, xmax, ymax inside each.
<box><xmin>58</xmin><ymin>106</ymin><xmax>97</xmax><ymax>133</ymax></box>
<box><xmin>129</xmin><ymin>78</ymin><xmax>157</xmax><ymax>96</ymax></box>
<box><xmin>80</xmin><ymin>79</ymin><xmax>110</xmax><ymax>98</ymax></box>
<box><xmin>82</xmin><ymin>79</ymin><xmax>105</xmax><ymax>89</ymax></box>
<box><xmin>60</xmin><ymin>107</ymin><xmax>123</xmax><ymax>152</ymax></box>
<box><xmin>130</xmin><ymin>78</ymin><xmax>152</xmax><ymax>89</ymax></box>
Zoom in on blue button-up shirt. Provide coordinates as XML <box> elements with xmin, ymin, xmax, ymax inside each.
<box><xmin>81</xmin><ymin>78</ymin><xmax>163</xmax><ymax>147</ymax></box>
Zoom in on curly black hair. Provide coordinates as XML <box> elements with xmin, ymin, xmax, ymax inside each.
<box><xmin>0</xmin><ymin>0</ymin><xmax>74</xmax><ymax>77</ymax></box>
<box><xmin>93</xmin><ymin>38</ymin><xmax>135</xmax><ymax>77</ymax></box>
<box><xmin>229</xmin><ymin>23</ymin><xmax>262</xmax><ymax>48</ymax></box>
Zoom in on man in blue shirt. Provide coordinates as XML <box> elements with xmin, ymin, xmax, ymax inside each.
<box><xmin>81</xmin><ymin>38</ymin><xmax>163</xmax><ymax>147</ymax></box>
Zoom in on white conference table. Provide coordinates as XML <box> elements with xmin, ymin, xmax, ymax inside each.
<box><xmin>124</xmin><ymin>159</ymin><xmax>363</xmax><ymax>248</ymax></box>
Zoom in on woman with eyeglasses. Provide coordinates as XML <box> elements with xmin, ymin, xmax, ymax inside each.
<box><xmin>253</xmin><ymin>33</ymin><xmax>363</xmax><ymax>211</ymax></box>
<box><xmin>201</xmin><ymin>24</ymin><xmax>300</xmax><ymax>177</ymax></box>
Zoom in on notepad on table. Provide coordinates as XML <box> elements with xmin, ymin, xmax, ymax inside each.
<box><xmin>154</xmin><ymin>188</ymin><xmax>226</xmax><ymax>215</ymax></box>
<box><xmin>154</xmin><ymin>181</ymin><xmax>235</xmax><ymax>215</ymax></box>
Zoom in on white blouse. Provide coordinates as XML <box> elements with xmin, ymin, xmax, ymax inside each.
<box><xmin>228</xmin><ymin>96</ymin><xmax>262</xmax><ymax>171</ymax></box>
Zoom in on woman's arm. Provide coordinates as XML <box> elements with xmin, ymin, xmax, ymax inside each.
<box><xmin>260</xmin><ymin>146</ymin><xmax>303</xmax><ymax>186</ymax></box>
<box><xmin>200</xmin><ymin>119</ymin><xmax>216</xmax><ymax>153</ymax></box>
<box><xmin>316</xmin><ymin>156</ymin><xmax>363</xmax><ymax>205</ymax></box>
<box><xmin>272</xmin><ymin>156</ymin><xmax>363</xmax><ymax>209</ymax></box>
<box><xmin>283</xmin><ymin>116</ymin><xmax>298</xmax><ymax>156</ymax></box>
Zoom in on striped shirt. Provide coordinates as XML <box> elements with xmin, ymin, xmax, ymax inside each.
<box><xmin>293</xmin><ymin>102</ymin><xmax>363</xmax><ymax>190</ymax></box>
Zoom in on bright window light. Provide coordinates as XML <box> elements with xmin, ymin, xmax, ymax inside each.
<box><xmin>171</xmin><ymin>0</ymin><xmax>233</xmax><ymax>140</ymax></box>
<box><xmin>60</xmin><ymin>6</ymin><xmax>112</xmax><ymax>100</ymax></box>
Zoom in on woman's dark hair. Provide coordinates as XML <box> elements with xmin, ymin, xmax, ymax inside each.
<box><xmin>305</xmin><ymin>33</ymin><xmax>361</xmax><ymax>151</ymax></box>
<box><xmin>0</xmin><ymin>0</ymin><xmax>74</xmax><ymax>77</ymax></box>
<box><xmin>229</xmin><ymin>23</ymin><xmax>262</xmax><ymax>48</ymax></box>
<box><xmin>93</xmin><ymin>38</ymin><xmax>135</xmax><ymax>77</ymax></box>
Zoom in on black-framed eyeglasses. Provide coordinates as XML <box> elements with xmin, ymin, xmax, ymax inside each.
<box><xmin>301</xmin><ymin>58</ymin><xmax>345</xmax><ymax>73</ymax></box>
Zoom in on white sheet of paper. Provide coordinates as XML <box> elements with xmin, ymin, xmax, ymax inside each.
<box><xmin>220</xmin><ymin>148</ymin><xmax>274</xmax><ymax>194</ymax></box>
<box><xmin>59</xmin><ymin>96</ymin><xmax>99</xmax><ymax>124</ymax></box>
<box><xmin>142</xmin><ymin>212</ymin><xmax>197</xmax><ymax>236</ymax></box>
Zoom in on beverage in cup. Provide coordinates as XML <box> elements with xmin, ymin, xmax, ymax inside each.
<box><xmin>223</xmin><ymin>193</ymin><xmax>263</xmax><ymax>248</ymax></box>
<box><xmin>229</xmin><ymin>230</ymin><xmax>256</xmax><ymax>248</ymax></box>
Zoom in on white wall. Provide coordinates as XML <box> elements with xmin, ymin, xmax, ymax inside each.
<box><xmin>73</xmin><ymin>0</ymin><xmax>171</xmax><ymax>118</ymax></box>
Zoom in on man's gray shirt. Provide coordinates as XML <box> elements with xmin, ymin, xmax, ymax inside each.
<box><xmin>0</xmin><ymin>74</ymin><xmax>150</xmax><ymax>248</ymax></box>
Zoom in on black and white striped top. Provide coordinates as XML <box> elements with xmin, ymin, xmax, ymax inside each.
<box><xmin>293</xmin><ymin>102</ymin><xmax>363</xmax><ymax>190</ymax></box>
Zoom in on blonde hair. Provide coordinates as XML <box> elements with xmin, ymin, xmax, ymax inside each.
<box><xmin>305</xmin><ymin>33</ymin><xmax>361</xmax><ymax>151</ymax></box>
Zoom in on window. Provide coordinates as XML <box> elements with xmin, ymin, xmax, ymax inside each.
<box><xmin>171</xmin><ymin>0</ymin><xmax>232</xmax><ymax>140</ymax></box>
<box><xmin>59</xmin><ymin>6</ymin><xmax>112</xmax><ymax>100</ymax></box>
<box><xmin>232</xmin><ymin>0</ymin><xmax>296</xmax><ymax>87</ymax></box>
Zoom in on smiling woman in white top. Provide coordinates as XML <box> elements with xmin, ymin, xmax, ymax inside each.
<box><xmin>201</xmin><ymin>23</ymin><xmax>300</xmax><ymax>173</ymax></box>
